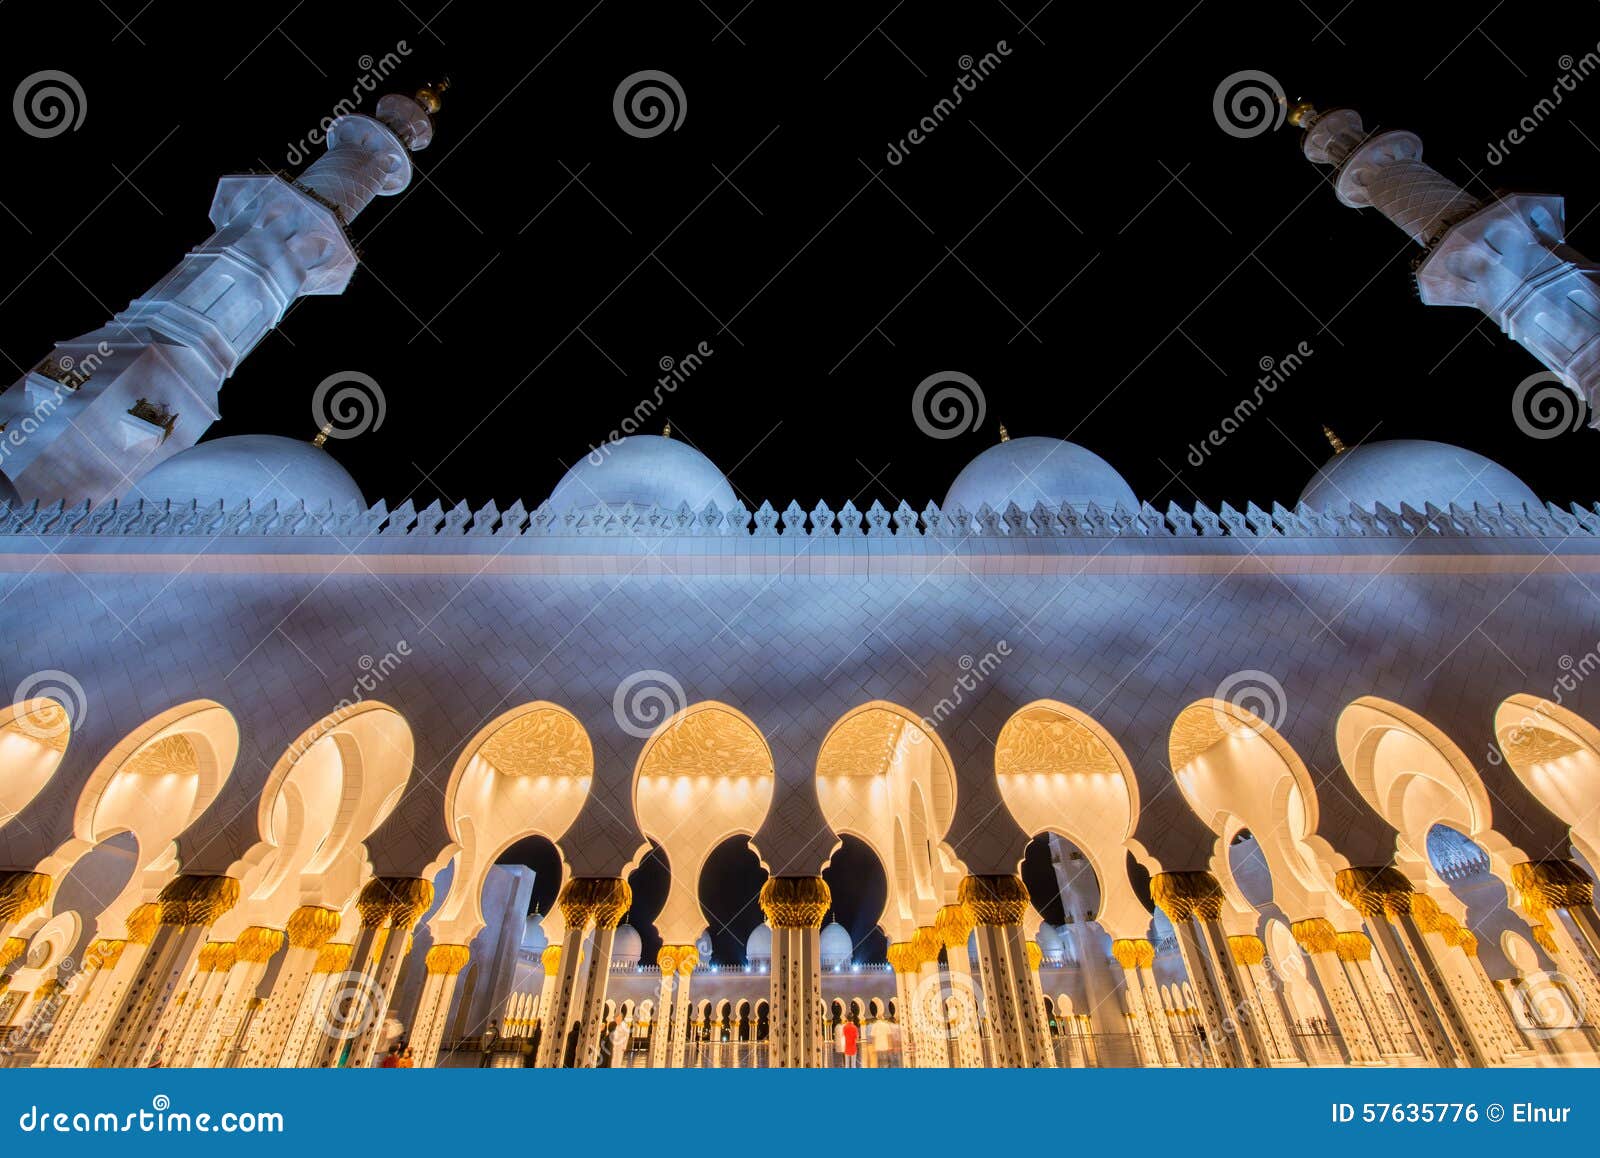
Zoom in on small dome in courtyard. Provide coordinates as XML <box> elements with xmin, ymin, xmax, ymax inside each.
<box><xmin>820</xmin><ymin>921</ymin><xmax>853</xmax><ymax>969</ymax></box>
<box><xmin>943</xmin><ymin>435</ymin><xmax>1137</xmax><ymax>515</ymax></box>
<box><xmin>1036</xmin><ymin>923</ymin><xmax>1064</xmax><ymax>964</ymax></box>
<box><xmin>746</xmin><ymin>922</ymin><xmax>773</xmax><ymax>963</ymax></box>
<box><xmin>695</xmin><ymin>929</ymin><xmax>714</xmax><ymax>963</ymax></box>
<box><xmin>521</xmin><ymin>911</ymin><xmax>548</xmax><ymax>954</ymax></box>
<box><xmin>612</xmin><ymin>923</ymin><xmax>642</xmax><ymax>965</ymax></box>
<box><xmin>1298</xmin><ymin>438</ymin><xmax>1539</xmax><ymax>514</ymax></box>
<box><xmin>548</xmin><ymin>434</ymin><xmax>738</xmax><ymax>514</ymax></box>
<box><xmin>135</xmin><ymin>434</ymin><xmax>365</xmax><ymax>510</ymax></box>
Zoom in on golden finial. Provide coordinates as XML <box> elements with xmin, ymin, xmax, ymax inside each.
<box><xmin>312</xmin><ymin>422</ymin><xmax>333</xmax><ymax>448</ymax></box>
<box><xmin>998</xmin><ymin>423</ymin><xmax>1010</xmax><ymax>443</ymax></box>
<box><xmin>414</xmin><ymin>77</ymin><xmax>450</xmax><ymax>115</ymax></box>
<box><xmin>1322</xmin><ymin>425</ymin><xmax>1347</xmax><ymax>455</ymax></box>
<box><xmin>1286</xmin><ymin>99</ymin><xmax>1319</xmax><ymax>129</ymax></box>
<box><xmin>661</xmin><ymin>421</ymin><xmax>672</xmax><ymax>440</ymax></box>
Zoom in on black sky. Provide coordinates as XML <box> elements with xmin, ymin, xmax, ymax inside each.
<box><xmin>5</xmin><ymin>2</ymin><xmax>1600</xmax><ymax>520</ymax></box>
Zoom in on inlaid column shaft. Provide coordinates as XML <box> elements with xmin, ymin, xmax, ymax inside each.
<box><xmin>760</xmin><ymin>876</ymin><xmax>830</xmax><ymax>1068</ymax></box>
<box><xmin>243</xmin><ymin>906</ymin><xmax>340</xmax><ymax>1067</ymax></box>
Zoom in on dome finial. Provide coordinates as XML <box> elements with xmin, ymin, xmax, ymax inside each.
<box><xmin>414</xmin><ymin>77</ymin><xmax>450</xmax><ymax>115</ymax></box>
<box><xmin>1286</xmin><ymin>97</ymin><xmax>1319</xmax><ymax>129</ymax></box>
<box><xmin>1322</xmin><ymin>424</ymin><xmax>1347</xmax><ymax>455</ymax></box>
<box><xmin>998</xmin><ymin>423</ymin><xmax>1010</xmax><ymax>443</ymax></box>
<box><xmin>312</xmin><ymin>422</ymin><xmax>334</xmax><ymax>448</ymax></box>
<box><xmin>661</xmin><ymin>420</ymin><xmax>672</xmax><ymax>440</ymax></box>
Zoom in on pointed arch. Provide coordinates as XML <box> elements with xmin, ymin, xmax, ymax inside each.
<box><xmin>432</xmin><ymin>702</ymin><xmax>594</xmax><ymax>944</ymax></box>
<box><xmin>816</xmin><ymin>701</ymin><xmax>957</xmax><ymax>937</ymax></box>
<box><xmin>994</xmin><ymin>700</ymin><xmax>1147</xmax><ymax>939</ymax></box>
<box><xmin>632</xmin><ymin>701</ymin><xmax>775</xmax><ymax>945</ymax></box>
<box><xmin>0</xmin><ymin>699</ymin><xmax>73</xmax><ymax>834</ymax></box>
<box><xmin>1168</xmin><ymin>698</ymin><xmax>1339</xmax><ymax>923</ymax></box>
<box><xmin>1494</xmin><ymin>694</ymin><xmax>1600</xmax><ymax>868</ymax></box>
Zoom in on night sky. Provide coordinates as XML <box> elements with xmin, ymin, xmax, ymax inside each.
<box><xmin>6</xmin><ymin>2</ymin><xmax>1600</xmax><ymax>957</ymax></box>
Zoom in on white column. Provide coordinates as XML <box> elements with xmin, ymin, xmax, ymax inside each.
<box><xmin>242</xmin><ymin>906</ymin><xmax>341</xmax><ymax>1068</ymax></box>
<box><xmin>412</xmin><ymin>944</ymin><xmax>470</xmax><ymax>1067</ymax></box>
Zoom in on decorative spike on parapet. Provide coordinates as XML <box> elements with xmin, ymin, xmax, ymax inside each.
<box><xmin>1294</xmin><ymin>101</ymin><xmax>1600</xmax><ymax>426</ymax></box>
<box><xmin>0</xmin><ymin>81</ymin><xmax>446</xmax><ymax>504</ymax></box>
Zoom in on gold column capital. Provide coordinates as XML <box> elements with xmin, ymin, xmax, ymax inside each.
<box><xmin>356</xmin><ymin>876</ymin><xmax>434</xmax><ymax>931</ymax></box>
<box><xmin>125</xmin><ymin>902</ymin><xmax>160</xmax><ymax>945</ymax></box>
<box><xmin>235</xmin><ymin>926</ymin><xmax>285</xmax><ymax>964</ymax></box>
<box><xmin>196</xmin><ymin>941</ymin><xmax>232</xmax><ymax>972</ymax></box>
<box><xmin>934</xmin><ymin>903</ymin><xmax>974</xmax><ymax>949</ymax></box>
<box><xmin>912</xmin><ymin>925</ymin><xmax>942</xmax><ymax>965</ymax></box>
<box><xmin>1024</xmin><ymin>940</ymin><xmax>1043</xmax><ymax>972</ymax></box>
<box><xmin>957</xmin><ymin>874</ymin><xmax>1029</xmax><ymax>926</ymax></box>
<box><xmin>556</xmin><ymin>876</ymin><xmax>631</xmax><ymax>933</ymax></box>
<box><xmin>314</xmin><ymin>942</ymin><xmax>353</xmax><ymax>974</ymax></box>
<box><xmin>1512</xmin><ymin>859</ymin><xmax>1594</xmax><ymax>914</ymax></box>
<box><xmin>157</xmin><ymin>875</ymin><xmax>240</xmax><ymax>928</ymax></box>
<box><xmin>1290</xmin><ymin>917</ymin><xmax>1339</xmax><ymax>955</ymax></box>
<box><xmin>33</xmin><ymin>977</ymin><xmax>60</xmax><ymax>1001</ymax></box>
<box><xmin>1111</xmin><ymin>939</ymin><xmax>1140</xmax><ymax>969</ymax></box>
<box><xmin>887</xmin><ymin>942</ymin><xmax>920</xmax><ymax>974</ymax></box>
<box><xmin>759</xmin><ymin>876</ymin><xmax>830</xmax><ymax>929</ymax></box>
<box><xmin>425</xmin><ymin>943</ymin><xmax>470</xmax><ymax>975</ymax></box>
<box><xmin>1334</xmin><ymin>931</ymin><xmax>1372</xmax><ymax>962</ymax></box>
<box><xmin>541</xmin><ymin>944</ymin><xmax>562</xmax><ymax>973</ymax></box>
<box><xmin>656</xmin><ymin>945</ymin><xmax>678</xmax><ymax>972</ymax></box>
<box><xmin>1150</xmin><ymin>871</ymin><xmax>1224</xmax><ymax>922</ymax></box>
<box><xmin>0</xmin><ymin>935</ymin><xmax>24</xmax><ymax>969</ymax></box>
<box><xmin>88</xmin><ymin>938</ymin><xmax>127</xmax><ymax>969</ymax></box>
<box><xmin>1409</xmin><ymin>893</ymin><xmax>1448</xmax><ymax>934</ymax></box>
<box><xmin>1227</xmin><ymin>934</ymin><xmax>1266</xmax><ymax>967</ymax></box>
<box><xmin>1458</xmin><ymin>929</ymin><xmax>1479</xmax><ymax>957</ymax></box>
<box><xmin>0</xmin><ymin>871</ymin><xmax>50</xmax><ymax>925</ymax></box>
<box><xmin>674</xmin><ymin>946</ymin><xmax>699</xmax><ymax>975</ymax></box>
<box><xmin>1530</xmin><ymin>922</ymin><xmax>1560</xmax><ymax>957</ymax></box>
<box><xmin>1335</xmin><ymin>866</ymin><xmax>1414</xmax><ymax>921</ymax></box>
<box><xmin>286</xmin><ymin>905</ymin><xmax>341</xmax><ymax>950</ymax></box>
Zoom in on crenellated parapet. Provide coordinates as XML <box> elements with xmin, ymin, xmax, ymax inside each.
<box><xmin>3</xmin><ymin>492</ymin><xmax>1598</xmax><ymax>542</ymax></box>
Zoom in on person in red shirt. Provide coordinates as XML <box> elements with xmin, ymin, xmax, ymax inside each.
<box><xmin>842</xmin><ymin>1015</ymin><xmax>860</xmax><ymax>1068</ymax></box>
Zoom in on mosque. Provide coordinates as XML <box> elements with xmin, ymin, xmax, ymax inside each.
<box><xmin>1</xmin><ymin>85</ymin><xmax>1599</xmax><ymax>1071</ymax></box>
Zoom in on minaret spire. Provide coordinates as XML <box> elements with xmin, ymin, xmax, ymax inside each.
<box><xmin>0</xmin><ymin>81</ymin><xmax>445</xmax><ymax>502</ymax></box>
<box><xmin>1294</xmin><ymin>100</ymin><xmax>1600</xmax><ymax>427</ymax></box>
<box><xmin>1322</xmin><ymin>425</ymin><xmax>1347</xmax><ymax>455</ymax></box>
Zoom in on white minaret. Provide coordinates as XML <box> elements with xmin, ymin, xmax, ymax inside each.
<box><xmin>1294</xmin><ymin>102</ymin><xmax>1600</xmax><ymax>423</ymax></box>
<box><xmin>0</xmin><ymin>81</ymin><xmax>447</xmax><ymax>503</ymax></box>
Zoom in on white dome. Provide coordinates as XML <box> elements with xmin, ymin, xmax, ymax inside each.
<box><xmin>943</xmin><ymin>436</ymin><xmax>1136</xmax><ymax>515</ymax></box>
<box><xmin>1035</xmin><ymin>923</ymin><xmax>1064</xmax><ymax>964</ymax></box>
<box><xmin>548</xmin><ymin>435</ymin><xmax>737</xmax><ymax>514</ymax></box>
<box><xmin>695</xmin><ymin>929</ymin><xmax>713</xmax><ymax>963</ymax></box>
<box><xmin>746</xmin><ymin>922</ymin><xmax>773</xmax><ymax>963</ymax></box>
<box><xmin>135</xmin><ymin>434</ymin><xmax>365</xmax><ymax>510</ymax></box>
<box><xmin>819</xmin><ymin>921</ymin><xmax>852</xmax><ymax>969</ymax></box>
<box><xmin>612</xmin><ymin>923</ymin><xmax>642</xmax><ymax>965</ymax></box>
<box><xmin>1299</xmin><ymin>439</ymin><xmax>1539</xmax><ymax>514</ymax></box>
<box><xmin>521</xmin><ymin>911</ymin><xmax>548</xmax><ymax>954</ymax></box>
